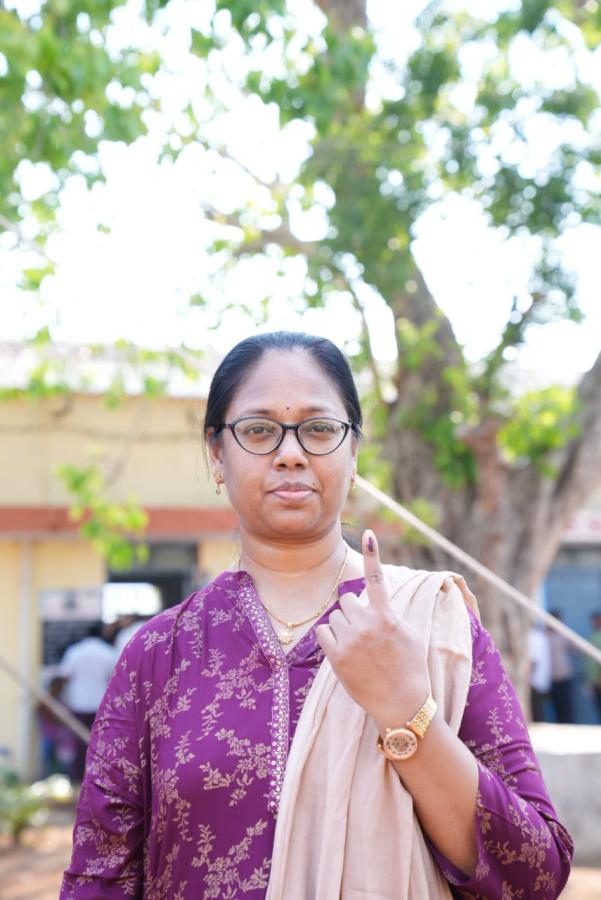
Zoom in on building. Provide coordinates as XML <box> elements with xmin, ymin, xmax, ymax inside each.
<box><xmin>546</xmin><ymin>503</ymin><xmax>601</xmax><ymax>723</ymax></box>
<box><xmin>0</xmin><ymin>342</ymin><xmax>239</xmax><ymax>775</ymax></box>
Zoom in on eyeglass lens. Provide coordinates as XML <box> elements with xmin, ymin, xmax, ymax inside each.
<box><xmin>233</xmin><ymin>418</ymin><xmax>347</xmax><ymax>454</ymax></box>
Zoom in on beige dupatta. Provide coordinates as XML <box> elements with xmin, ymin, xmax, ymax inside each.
<box><xmin>266</xmin><ymin>565</ymin><xmax>478</xmax><ymax>900</ymax></box>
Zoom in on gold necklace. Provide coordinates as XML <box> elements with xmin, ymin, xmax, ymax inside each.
<box><xmin>245</xmin><ymin>545</ymin><xmax>349</xmax><ymax>646</ymax></box>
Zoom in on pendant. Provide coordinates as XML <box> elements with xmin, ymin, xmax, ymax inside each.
<box><xmin>278</xmin><ymin>627</ymin><xmax>295</xmax><ymax>645</ymax></box>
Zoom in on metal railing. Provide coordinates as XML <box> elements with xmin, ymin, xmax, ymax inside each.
<box><xmin>356</xmin><ymin>474</ymin><xmax>601</xmax><ymax>665</ymax></box>
<box><xmin>0</xmin><ymin>653</ymin><xmax>92</xmax><ymax>745</ymax></box>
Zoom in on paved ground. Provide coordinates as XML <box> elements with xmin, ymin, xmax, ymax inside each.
<box><xmin>0</xmin><ymin>808</ymin><xmax>599</xmax><ymax>899</ymax></box>
<box><xmin>0</xmin><ymin>807</ymin><xmax>74</xmax><ymax>900</ymax></box>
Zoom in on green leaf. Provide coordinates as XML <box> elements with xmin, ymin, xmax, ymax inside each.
<box><xmin>56</xmin><ymin>461</ymin><xmax>149</xmax><ymax>571</ymax></box>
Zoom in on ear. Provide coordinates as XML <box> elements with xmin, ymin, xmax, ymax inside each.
<box><xmin>206</xmin><ymin>427</ymin><xmax>224</xmax><ymax>477</ymax></box>
<box><xmin>350</xmin><ymin>432</ymin><xmax>359</xmax><ymax>468</ymax></box>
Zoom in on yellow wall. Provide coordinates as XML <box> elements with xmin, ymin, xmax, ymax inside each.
<box><xmin>0</xmin><ymin>394</ymin><xmax>220</xmax><ymax>509</ymax></box>
<box><xmin>31</xmin><ymin>540</ymin><xmax>105</xmax><ymax>592</ymax></box>
<box><xmin>200</xmin><ymin>538</ymin><xmax>239</xmax><ymax>578</ymax></box>
<box><xmin>0</xmin><ymin>538</ymin><xmax>105</xmax><ymax>777</ymax></box>
<box><xmin>0</xmin><ymin>542</ymin><xmax>21</xmax><ymax>770</ymax></box>
<box><xmin>31</xmin><ymin>540</ymin><xmax>105</xmax><ymax>677</ymax></box>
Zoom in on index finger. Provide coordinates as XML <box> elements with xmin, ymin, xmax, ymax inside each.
<box><xmin>362</xmin><ymin>530</ymin><xmax>389</xmax><ymax>610</ymax></box>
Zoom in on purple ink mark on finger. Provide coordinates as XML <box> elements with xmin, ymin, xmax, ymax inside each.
<box><xmin>367</xmin><ymin>534</ymin><xmax>375</xmax><ymax>553</ymax></box>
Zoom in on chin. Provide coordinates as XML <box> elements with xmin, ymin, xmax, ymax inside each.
<box><xmin>241</xmin><ymin>510</ymin><xmax>321</xmax><ymax>539</ymax></box>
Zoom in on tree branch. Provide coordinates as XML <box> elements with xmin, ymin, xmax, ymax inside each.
<box><xmin>509</xmin><ymin>347</ymin><xmax>601</xmax><ymax>580</ymax></box>
<box><xmin>550</xmin><ymin>349</ymin><xmax>601</xmax><ymax>521</ymax></box>
<box><xmin>393</xmin><ymin>270</ymin><xmax>460</xmax><ymax>345</ymax></box>
<box><xmin>334</xmin><ymin>269</ymin><xmax>385</xmax><ymax>406</ymax></box>
<box><xmin>203</xmin><ymin>208</ymin><xmax>318</xmax><ymax>258</ymax></box>
<box><xmin>390</xmin><ymin>268</ymin><xmax>465</xmax><ymax>400</ymax></box>
<box><xmin>313</xmin><ymin>0</ymin><xmax>367</xmax><ymax>30</ymax></box>
<box><xmin>477</xmin><ymin>294</ymin><xmax>547</xmax><ymax>401</ymax></box>
<box><xmin>210</xmin><ymin>144</ymin><xmax>279</xmax><ymax>190</ymax></box>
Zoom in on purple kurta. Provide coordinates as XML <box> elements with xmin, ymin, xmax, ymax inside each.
<box><xmin>61</xmin><ymin>570</ymin><xmax>573</xmax><ymax>899</ymax></box>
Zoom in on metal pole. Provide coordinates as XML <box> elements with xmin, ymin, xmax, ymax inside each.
<box><xmin>356</xmin><ymin>474</ymin><xmax>601</xmax><ymax>666</ymax></box>
<box><xmin>0</xmin><ymin>652</ymin><xmax>91</xmax><ymax>745</ymax></box>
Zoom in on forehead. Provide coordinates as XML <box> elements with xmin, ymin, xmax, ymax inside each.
<box><xmin>227</xmin><ymin>349</ymin><xmax>345</xmax><ymax>415</ymax></box>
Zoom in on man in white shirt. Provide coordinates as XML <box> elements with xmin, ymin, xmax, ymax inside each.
<box><xmin>547</xmin><ymin>609</ymin><xmax>575</xmax><ymax>723</ymax></box>
<box><xmin>113</xmin><ymin>613</ymin><xmax>146</xmax><ymax>657</ymax></box>
<box><xmin>528</xmin><ymin>625</ymin><xmax>551</xmax><ymax>721</ymax></box>
<box><xmin>59</xmin><ymin>622</ymin><xmax>116</xmax><ymax>781</ymax></box>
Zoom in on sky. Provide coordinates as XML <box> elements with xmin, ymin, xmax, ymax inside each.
<box><xmin>1</xmin><ymin>0</ymin><xmax>600</xmax><ymax>377</ymax></box>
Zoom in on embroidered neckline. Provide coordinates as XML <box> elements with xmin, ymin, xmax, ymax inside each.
<box><xmin>232</xmin><ymin>571</ymin><xmax>364</xmax><ymax>815</ymax></box>
<box><xmin>235</xmin><ymin>572</ymin><xmax>289</xmax><ymax>815</ymax></box>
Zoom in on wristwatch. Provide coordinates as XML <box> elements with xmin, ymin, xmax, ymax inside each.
<box><xmin>376</xmin><ymin>693</ymin><xmax>438</xmax><ymax>761</ymax></box>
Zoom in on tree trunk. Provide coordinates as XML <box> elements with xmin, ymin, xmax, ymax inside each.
<box><xmin>314</xmin><ymin>0</ymin><xmax>367</xmax><ymax>30</ymax></box>
<box><xmin>313</xmin><ymin>0</ymin><xmax>601</xmax><ymax>707</ymax></box>
<box><xmin>379</xmin><ymin>349</ymin><xmax>601</xmax><ymax>704</ymax></box>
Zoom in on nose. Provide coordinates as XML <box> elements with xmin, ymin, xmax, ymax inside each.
<box><xmin>273</xmin><ymin>428</ymin><xmax>308</xmax><ymax>467</ymax></box>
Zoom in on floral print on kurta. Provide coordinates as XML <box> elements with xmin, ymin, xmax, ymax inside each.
<box><xmin>61</xmin><ymin>570</ymin><xmax>573</xmax><ymax>899</ymax></box>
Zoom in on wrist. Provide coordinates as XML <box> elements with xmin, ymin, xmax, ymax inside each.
<box><xmin>371</xmin><ymin>681</ymin><xmax>430</xmax><ymax>736</ymax></box>
<box><xmin>375</xmin><ymin>692</ymin><xmax>438</xmax><ymax>762</ymax></box>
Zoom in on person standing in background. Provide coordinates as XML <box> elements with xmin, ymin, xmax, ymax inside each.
<box><xmin>547</xmin><ymin>610</ymin><xmax>575</xmax><ymax>724</ymax></box>
<box><xmin>58</xmin><ymin>622</ymin><xmax>116</xmax><ymax>781</ymax></box>
<box><xmin>113</xmin><ymin>613</ymin><xmax>146</xmax><ymax>657</ymax></box>
<box><xmin>37</xmin><ymin>674</ymin><xmax>76</xmax><ymax>777</ymax></box>
<box><xmin>583</xmin><ymin>611</ymin><xmax>601</xmax><ymax>723</ymax></box>
<box><xmin>529</xmin><ymin>624</ymin><xmax>551</xmax><ymax>722</ymax></box>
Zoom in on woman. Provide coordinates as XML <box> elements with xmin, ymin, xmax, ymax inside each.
<box><xmin>61</xmin><ymin>331</ymin><xmax>573</xmax><ymax>899</ymax></box>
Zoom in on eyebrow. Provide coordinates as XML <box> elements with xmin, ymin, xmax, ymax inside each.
<box><xmin>237</xmin><ymin>406</ymin><xmax>339</xmax><ymax>417</ymax></box>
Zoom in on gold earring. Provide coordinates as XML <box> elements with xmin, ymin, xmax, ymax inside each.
<box><xmin>215</xmin><ymin>474</ymin><xmax>224</xmax><ymax>495</ymax></box>
<box><xmin>350</xmin><ymin>477</ymin><xmax>356</xmax><ymax>496</ymax></box>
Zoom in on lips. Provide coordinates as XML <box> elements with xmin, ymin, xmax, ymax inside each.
<box><xmin>270</xmin><ymin>482</ymin><xmax>316</xmax><ymax>493</ymax></box>
<box><xmin>269</xmin><ymin>481</ymin><xmax>316</xmax><ymax>501</ymax></box>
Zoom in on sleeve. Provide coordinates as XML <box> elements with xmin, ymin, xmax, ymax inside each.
<box><xmin>60</xmin><ymin>641</ymin><xmax>146</xmax><ymax>899</ymax></box>
<box><xmin>430</xmin><ymin>610</ymin><xmax>574</xmax><ymax>899</ymax></box>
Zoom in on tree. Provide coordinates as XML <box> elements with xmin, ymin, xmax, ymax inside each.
<box><xmin>2</xmin><ymin>0</ymin><xmax>601</xmax><ymax>690</ymax></box>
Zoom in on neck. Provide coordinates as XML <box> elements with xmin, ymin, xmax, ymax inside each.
<box><xmin>239</xmin><ymin>526</ymin><xmax>346</xmax><ymax>580</ymax></box>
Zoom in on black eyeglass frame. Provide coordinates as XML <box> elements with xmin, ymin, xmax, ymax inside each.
<box><xmin>215</xmin><ymin>416</ymin><xmax>360</xmax><ymax>456</ymax></box>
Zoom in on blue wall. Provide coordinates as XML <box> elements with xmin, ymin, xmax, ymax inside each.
<box><xmin>544</xmin><ymin>563</ymin><xmax>601</xmax><ymax>724</ymax></box>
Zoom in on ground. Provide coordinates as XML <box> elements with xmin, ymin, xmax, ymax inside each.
<box><xmin>0</xmin><ymin>806</ymin><xmax>599</xmax><ymax>899</ymax></box>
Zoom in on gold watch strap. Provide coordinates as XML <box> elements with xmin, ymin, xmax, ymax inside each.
<box><xmin>407</xmin><ymin>693</ymin><xmax>437</xmax><ymax>739</ymax></box>
<box><xmin>376</xmin><ymin>693</ymin><xmax>438</xmax><ymax>753</ymax></box>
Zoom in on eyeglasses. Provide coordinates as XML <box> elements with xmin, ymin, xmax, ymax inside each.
<box><xmin>216</xmin><ymin>416</ymin><xmax>357</xmax><ymax>456</ymax></box>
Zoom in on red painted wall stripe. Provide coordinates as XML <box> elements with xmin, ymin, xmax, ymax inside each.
<box><xmin>0</xmin><ymin>506</ymin><xmax>238</xmax><ymax>536</ymax></box>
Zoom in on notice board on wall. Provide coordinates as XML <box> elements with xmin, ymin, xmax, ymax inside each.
<box><xmin>39</xmin><ymin>588</ymin><xmax>102</xmax><ymax>666</ymax></box>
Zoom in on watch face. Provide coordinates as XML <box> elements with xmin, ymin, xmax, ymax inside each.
<box><xmin>382</xmin><ymin>727</ymin><xmax>418</xmax><ymax>760</ymax></box>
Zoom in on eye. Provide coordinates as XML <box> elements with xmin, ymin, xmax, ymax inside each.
<box><xmin>239</xmin><ymin>420</ymin><xmax>277</xmax><ymax>436</ymax></box>
<box><xmin>303</xmin><ymin>419</ymin><xmax>338</xmax><ymax>434</ymax></box>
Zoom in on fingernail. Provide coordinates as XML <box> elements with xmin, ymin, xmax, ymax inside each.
<box><xmin>367</xmin><ymin>534</ymin><xmax>375</xmax><ymax>553</ymax></box>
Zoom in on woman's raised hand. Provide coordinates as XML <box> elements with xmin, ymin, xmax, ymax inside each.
<box><xmin>315</xmin><ymin>531</ymin><xmax>430</xmax><ymax>727</ymax></box>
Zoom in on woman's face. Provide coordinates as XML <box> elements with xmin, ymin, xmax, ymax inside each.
<box><xmin>208</xmin><ymin>349</ymin><xmax>358</xmax><ymax>544</ymax></box>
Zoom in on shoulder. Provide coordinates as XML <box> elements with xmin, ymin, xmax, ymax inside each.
<box><xmin>463</xmin><ymin>607</ymin><xmax>509</xmax><ymax>671</ymax></box>
<box><xmin>382</xmin><ymin>563</ymin><xmax>476</xmax><ymax>614</ymax></box>
<box><xmin>381</xmin><ymin>563</ymin><xmax>430</xmax><ymax>596</ymax></box>
<box><xmin>94</xmin><ymin>639</ymin><xmax>117</xmax><ymax>660</ymax></box>
<box><xmin>382</xmin><ymin>563</ymin><xmax>469</xmax><ymax>597</ymax></box>
<box><xmin>60</xmin><ymin>642</ymin><xmax>76</xmax><ymax>662</ymax></box>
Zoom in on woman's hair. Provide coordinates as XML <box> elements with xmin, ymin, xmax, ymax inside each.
<box><xmin>203</xmin><ymin>331</ymin><xmax>363</xmax><ymax>441</ymax></box>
